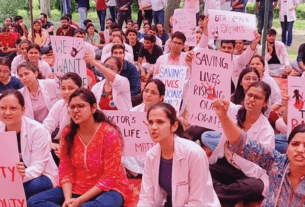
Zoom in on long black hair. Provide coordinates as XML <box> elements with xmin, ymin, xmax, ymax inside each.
<box><xmin>65</xmin><ymin>88</ymin><xmax>123</xmax><ymax>155</ymax></box>
<box><xmin>288</xmin><ymin>124</ymin><xmax>305</xmax><ymax>144</ymax></box>
<box><xmin>147</xmin><ymin>103</ymin><xmax>189</xmax><ymax>139</ymax></box>
<box><xmin>231</xmin><ymin>67</ymin><xmax>260</xmax><ymax>105</ymax></box>
<box><xmin>142</xmin><ymin>79</ymin><xmax>166</xmax><ymax>102</ymax></box>
<box><xmin>236</xmin><ymin>81</ymin><xmax>271</xmax><ymax>128</ymax></box>
<box><xmin>0</xmin><ymin>89</ymin><xmax>25</xmax><ymax>107</ymax></box>
<box><xmin>61</xmin><ymin>72</ymin><xmax>82</xmax><ymax>88</ymax></box>
<box><xmin>17</xmin><ymin>61</ymin><xmax>44</xmax><ymax>79</ymax></box>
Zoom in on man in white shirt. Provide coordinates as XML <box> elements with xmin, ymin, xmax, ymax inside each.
<box><xmin>139</xmin><ymin>25</ymin><xmax>162</xmax><ymax>48</ymax></box>
<box><xmin>151</xmin><ymin>0</ymin><xmax>167</xmax><ymax>24</ymax></box>
<box><xmin>257</xmin><ymin>29</ymin><xmax>292</xmax><ymax>77</ymax></box>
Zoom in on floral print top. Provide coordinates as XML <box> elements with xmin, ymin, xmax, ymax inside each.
<box><xmin>59</xmin><ymin>122</ymin><xmax>135</xmax><ymax>206</ymax></box>
<box><xmin>231</xmin><ymin>131</ymin><xmax>305</xmax><ymax>207</ymax></box>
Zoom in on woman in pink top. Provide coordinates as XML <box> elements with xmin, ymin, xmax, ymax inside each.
<box><xmin>28</xmin><ymin>88</ymin><xmax>135</xmax><ymax>207</ymax></box>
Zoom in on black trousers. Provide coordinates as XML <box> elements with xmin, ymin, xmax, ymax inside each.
<box><xmin>137</xmin><ymin>9</ymin><xmax>153</xmax><ymax>28</ymax></box>
<box><xmin>210</xmin><ymin>158</ymin><xmax>264</xmax><ymax>207</ymax></box>
<box><xmin>118</xmin><ymin>9</ymin><xmax>131</xmax><ymax>29</ymax></box>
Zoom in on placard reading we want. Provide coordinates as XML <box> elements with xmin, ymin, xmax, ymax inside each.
<box><xmin>51</xmin><ymin>36</ymin><xmax>88</xmax><ymax>91</ymax></box>
<box><xmin>288</xmin><ymin>76</ymin><xmax>305</xmax><ymax>134</ymax></box>
<box><xmin>102</xmin><ymin>110</ymin><xmax>155</xmax><ymax>158</ymax></box>
<box><xmin>189</xmin><ymin>48</ymin><xmax>232</xmax><ymax>131</ymax></box>
<box><xmin>0</xmin><ymin>132</ymin><xmax>27</xmax><ymax>207</ymax></box>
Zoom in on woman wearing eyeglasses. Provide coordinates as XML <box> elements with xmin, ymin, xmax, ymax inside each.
<box><xmin>28</xmin><ymin>88</ymin><xmax>135</xmax><ymax>207</ymax></box>
<box><xmin>0</xmin><ymin>57</ymin><xmax>23</xmax><ymax>94</ymax></box>
<box><xmin>85</xmin><ymin>54</ymin><xmax>132</xmax><ymax>111</ymax></box>
<box><xmin>0</xmin><ymin>89</ymin><xmax>58</xmax><ymax>200</ymax></box>
<box><xmin>203</xmin><ymin>81</ymin><xmax>275</xmax><ymax>207</ymax></box>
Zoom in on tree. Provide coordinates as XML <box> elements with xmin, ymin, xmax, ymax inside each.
<box><xmin>0</xmin><ymin>0</ymin><xmax>20</xmax><ymax>23</ymax></box>
<box><xmin>40</xmin><ymin>0</ymin><xmax>51</xmax><ymax>17</ymax></box>
<box><xmin>164</xmin><ymin>0</ymin><xmax>180</xmax><ymax>31</ymax></box>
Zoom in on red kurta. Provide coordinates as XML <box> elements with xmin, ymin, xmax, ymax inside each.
<box><xmin>59</xmin><ymin>122</ymin><xmax>135</xmax><ymax>206</ymax></box>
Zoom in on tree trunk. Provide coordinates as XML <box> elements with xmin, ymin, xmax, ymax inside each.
<box><xmin>40</xmin><ymin>0</ymin><xmax>51</xmax><ymax>18</ymax></box>
<box><xmin>164</xmin><ymin>0</ymin><xmax>180</xmax><ymax>32</ymax></box>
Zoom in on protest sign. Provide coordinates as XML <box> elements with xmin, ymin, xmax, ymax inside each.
<box><xmin>50</xmin><ymin>36</ymin><xmax>87</xmax><ymax>91</ymax></box>
<box><xmin>0</xmin><ymin>132</ymin><xmax>27</xmax><ymax>207</ymax></box>
<box><xmin>102</xmin><ymin>110</ymin><xmax>155</xmax><ymax>158</ymax></box>
<box><xmin>173</xmin><ymin>9</ymin><xmax>197</xmax><ymax>46</ymax></box>
<box><xmin>184</xmin><ymin>0</ymin><xmax>199</xmax><ymax>13</ymax></box>
<box><xmin>288</xmin><ymin>76</ymin><xmax>305</xmax><ymax>134</ymax></box>
<box><xmin>188</xmin><ymin>48</ymin><xmax>232</xmax><ymax>131</ymax></box>
<box><xmin>154</xmin><ymin>65</ymin><xmax>187</xmax><ymax>112</ymax></box>
<box><xmin>208</xmin><ymin>9</ymin><xmax>256</xmax><ymax>40</ymax></box>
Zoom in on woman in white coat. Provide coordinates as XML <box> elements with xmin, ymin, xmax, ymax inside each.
<box><xmin>138</xmin><ymin>103</ymin><xmax>220</xmax><ymax>207</ymax></box>
<box><xmin>279</xmin><ymin>0</ymin><xmax>298</xmax><ymax>47</ymax></box>
<box><xmin>85</xmin><ymin>54</ymin><xmax>132</xmax><ymax>111</ymax></box>
<box><xmin>43</xmin><ymin>72</ymin><xmax>82</xmax><ymax>165</ymax></box>
<box><xmin>0</xmin><ymin>90</ymin><xmax>58</xmax><ymax>199</ymax></box>
<box><xmin>17</xmin><ymin>61</ymin><xmax>60</xmax><ymax>123</ymax></box>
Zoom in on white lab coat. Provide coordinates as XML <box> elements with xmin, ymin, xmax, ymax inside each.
<box><xmin>138</xmin><ymin>137</ymin><xmax>221</xmax><ymax>207</ymax></box>
<box><xmin>130</xmin><ymin>103</ymin><xmax>146</xmax><ymax>112</ymax></box>
<box><xmin>257</xmin><ymin>41</ymin><xmax>290</xmax><ymax>67</ymax></box>
<box><xmin>279</xmin><ymin>0</ymin><xmax>299</xmax><ymax>22</ymax></box>
<box><xmin>18</xmin><ymin>79</ymin><xmax>61</xmax><ymax>120</ymax></box>
<box><xmin>43</xmin><ymin>99</ymin><xmax>70</xmax><ymax>140</ymax></box>
<box><xmin>91</xmin><ymin>74</ymin><xmax>132</xmax><ymax>111</ymax></box>
<box><xmin>0</xmin><ymin>116</ymin><xmax>59</xmax><ymax>187</ymax></box>
<box><xmin>209</xmin><ymin>103</ymin><xmax>275</xmax><ymax>197</ymax></box>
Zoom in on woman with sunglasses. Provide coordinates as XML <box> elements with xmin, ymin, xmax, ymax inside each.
<box><xmin>204</xmin><ymin>81</ymin><xmax>275</xmax><ymax>207</ymax></box>
<box><xmin>85</xmin><ymin>54</ymin><xmax>132</xmax><ymax>111</ymax></box>
<box><xmin>0</xmin><ymin>89</ymin><xmax>58</xmax><ymax>200</ymax></box>
<box><xmin>28</xmin><ymin>88</ymin><xmax>135</xmax><ymax>207</ymax></box>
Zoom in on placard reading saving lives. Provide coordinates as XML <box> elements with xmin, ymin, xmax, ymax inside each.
<box><xmin>208</xmin><ymin>9</ymin><xmax>256</xmax><ymax>40</ymax></box>
<box><xmin>188</xmin><ymin>48</ymin><xmax>232</xmax><ymax>131</ymax></box>
<box><xmin>173</xmin><ymin>9</ymin><xmax>197</xmax><ymax>46</ymax></box>
<box><xmin>154</xmin><ymin>65</ymin><xmax>187</xmax><ymax>112</ymax></box>
<box><xmin>0</xmin><ymin>132</ymin><xmax>27</xmax><ymax>207</ymax></box>
<box><xmin>51</xmin><ymin>36</ymin><xmax>88</xmax><ymax>91</ymax></box>
<box><xmin>102</xmin><ymin>110</ymin><xmax>155</xmax><ymax>158</ymax></box>
<box><xmin>288</xmin><ymin>76</ymin><xmax>305</xmax><ymax>135</ymax></box>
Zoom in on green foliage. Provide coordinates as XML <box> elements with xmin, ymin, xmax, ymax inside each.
<box><xmin>0</xmin><ymin>0</ymin><xmax>27</xmax><ymax>23</ymax></box>
<box><xmin>246</xmin><ymin>2</ymin><xmax>305</xmax><ymax>20</ymax></box>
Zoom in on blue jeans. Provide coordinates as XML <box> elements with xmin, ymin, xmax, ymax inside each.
<box><xmin>109</xmin><ymin>6</ymin><xmax>117</xmax><ymax>21</ymax></box>
<box><xmin>24</xmin><ymin>175</ymin><xmax>53</xmax><ymax>200</ymax></box>
<box><xmin>27</xmin><ymin>187</ymin><xmax>123</xmax><ymax>207</ymax></box>
<box><xmin>153</xmin><ymin>9</ymin><xmax>165</xmax><ymax>25</ymax></box>
<box><xmin>61</xmin><ymin>0</ymin><xmax>71</xmax><ymax>14</ymax></box>
<box><xmin>257</xmin><ymin>13</ymin><xmax>273</xmax><ymax>34</ymax></box>
<box><xmin>97</xmin><ymin>9</ymin><xmax>107</xmax><ymax>31</ymax></box>
<box><xmin>281</xmin><ymin>15</ymin><xmax>294</xmax><ymax>46</ymax></box>
<box><xmin>78</xmin><ymin>7</ymin><xmax>88</xmax><ymax>29</ymax></box>
<box><xmin>201</xmin><ymin>131</ymin><xmax>221</xmax><ymax>151</ymax></box>
<box><xmin>275</xmin><ymin>134</ymin><xmax>288</xmax><ymax>154</ymax></box>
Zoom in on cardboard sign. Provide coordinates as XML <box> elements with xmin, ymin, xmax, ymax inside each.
<box><xmin>288</xmin><ymin>76</ymin><xmax>305</xmax><ymax>134</ymax></box>
<box><xmin>0</xmin><ymin>132</ymin><xmax>27</xmax><ymax>207</ymax></box>
<box><xmin>208</xmin><ymin>9</ymin><xmax>256</xmax><ymax>40</ymax></box>
<box><xmin>188</xmin><ymin>48</ymin><xmax>232</xmax><ymax>131</ymax></box>
<box><xmin>154</xmin><ymin>65</ymin><xmax>187</xmax><ymax>112</ymax></box>
<box><xmin>173</xmin><ymin>9</ymin><xmax>197</xmax><ymax>47</ymax></box>
<box><xmin>50</xmin><ymin>36</ymin><xmax>88</xmax><ymax>91</ymax></box>
<box><xmin>102</xmin><ymin>110</ymin><xmax>155</xmax><ymax>158</ymax></box>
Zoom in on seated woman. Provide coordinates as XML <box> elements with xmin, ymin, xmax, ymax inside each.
<box><xmin>122</xmin><ymin>79</ymin><xmax>165</xmax><ymax>176</ymax></box>
<box><xmin>28</xmin><ymin>20</ymin><xmax>49</xmax><ymax>54</ymax></box>
<box><xmin>85</xmin><ymin>23</ymin><xmax>103</xmax><ymax>54</ymax></box>
<box><xmin>204</xmin><ymin>81</ymin><xmax>275</xmax><ymax>207</ymax></box>
<box><xmin>21</xmin><ymin>43</ymin><xmax>52</xmax><ymax>78</ymax></box>
<box><xmin>86</xmin><ymin>54</ymin><xmax>132</xmax><ymax>111</ymax></box>
<box><xmin>43</xmin><ymin>72</ymin><xmax>82</xmax><ymax>165</ymax></box>
<box><xmin>0</xmin><ymin>26</ymin><xmax>18</xmax><ymax>57</ymax></box>
<box><xmin>157</xmin><ymin>23</ymin><xmax>169</xmax><ymax>46</ymax></box>
<box><xmin>131</xmin><ymin>79</ymin><xmax>165</xmax><ymax>112</ymax></box>
<box><xmin>138</xmin><ymin>103</ymin><xmax>220</xmax><ymax>206</ymax></box>
<box><xmin>0</xmin><ymin>57</ymin><xmax>23</xmax><ymax>93</ymax></box>
<box><xmin>101</xmin><ymin>35</ymin><xmax>134</xmax><ymax>63</ymax></box>
<box><xmin>28</xmin><ymin>88</ymin><xmax>135</xmax><ymax>207</ymax></box>
<box><xmin>234</xmin><ymin>40</ymin><xmax>245</xmax><ymax>55</ymax></box>
<box><xmin>103</xmin><ymin>18</ymin><xmax>114</xmax><ymax>43</ymax></box>
<box><xmin>17</xmin><ymin>61</ymin><xmax>60</xmax><ymax>123</ymax></box>
<box><xmin>214</xmin><ymin>100</ymin><xmax>305</xmax><ymax>207</ymax></box>
<box><xmin>11</xmin><ymin>39</ymin><xmax>31</xmax><ymax>75</ymax></box>
<box><xmin>0</xmin><ymin>90</ymin><xmax>58</xmax><ymax>199</ymax></box>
